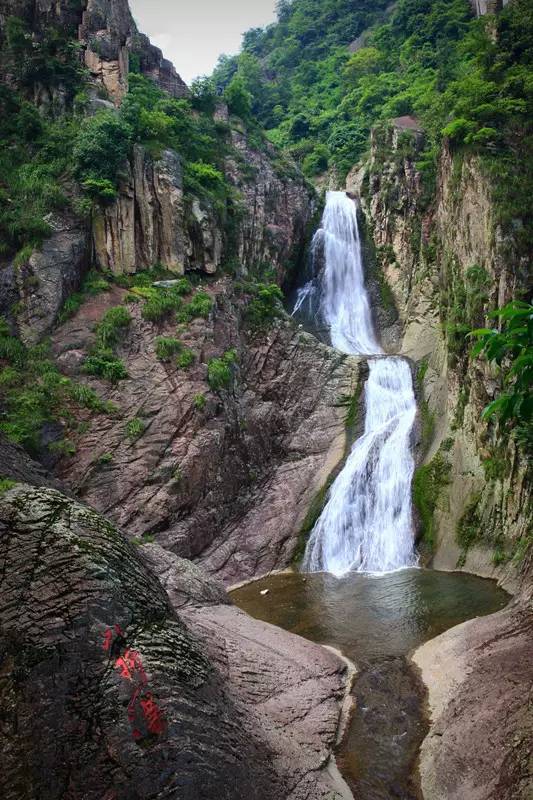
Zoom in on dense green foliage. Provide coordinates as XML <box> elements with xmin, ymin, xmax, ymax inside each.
<box><xmin>0</xmin><ymin>17</ymin><xmax>243</xmax><ymax>257</ymax></box>
<box><xmin>0</xmin><ymin>317</ymin><xmax>114</xmax><ymax>452</ymax></box>
<box><xmin>84</xmin><ymin>306</ymin><xmax>132</xmax><ymax>383</ymax></box>
<box><xmin>214</xmin><ymin>0</ymin><xmax>533</xmax><ymax>215</ymax></box>
<box><xmin>470</xmin><ymin>301</ymin><xmax>533</xmax><ymax>451</ymax></box>
<box><xmin>244</xmin><ymin>283</ymin><xmax>284</xmax><ymax>328</ymax></box>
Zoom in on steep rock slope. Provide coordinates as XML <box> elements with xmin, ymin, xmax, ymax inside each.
<box><xmin>413</xmin><ymin>593</ymin><xmax>533</xmax><ymax>800</ymax></box>
<box><xmin>50</xmin><ymin>279</ymin><xmax>359</xmax><ymax>584</ymax></box>
<box><xmin>0</xmin><ymin>482</ymin><xmax>350</xmax><ymax>800</ymax></box>
<box><xmin>356</xmin><ymin>84</ymin><xmax>532</xmax><ymax>800</ymax></box>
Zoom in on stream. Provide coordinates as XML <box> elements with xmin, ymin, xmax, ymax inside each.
<box><xmin>233</xmin><ymin>191</ymin><xmax>510</xmax><ymax>798</ymax></box>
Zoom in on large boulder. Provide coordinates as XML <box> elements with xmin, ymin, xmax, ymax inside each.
<box><xmin>0</xmin><ymin>484</ymin><xmax>280</xmax><ymax>800</ymax></box>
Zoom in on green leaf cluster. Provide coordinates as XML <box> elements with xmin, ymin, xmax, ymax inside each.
<box><xmin>0</xmin><ymin>317</ymin><xmax>114</xmax><ymax>452</ymax></box>
<box><xmin>207</xmin><ymin>349</ymin><xmax>238</xmax><ymax>391</ymax></box>
<box><xmin>470</xmin><ymin>300</ymin><xmax>532</xmax><ymax>450</ymax></box>
<box><xmin>84</xmin><ymin>306</ymin><xmax>132</xmax><ymax>383</ymax></box>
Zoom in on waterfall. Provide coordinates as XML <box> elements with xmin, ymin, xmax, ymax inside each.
<box><xmin>297</xmin><ymin>191</ymin><xmax>418</xmax><ymax>576</ymax></box>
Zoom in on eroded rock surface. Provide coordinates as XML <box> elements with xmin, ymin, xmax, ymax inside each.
<box><xmin>0</xmin><ymin>483</ymin><xmax>349</xmax><ymax>800</ymax></box>
<box><xmin>52</xmin><ymin>280</ymin><xmax>359</xmax><ymax>584</ymax></box>
<box><xmin>0</xmin><ymin>484</ymin><xmax>280</xmax><ymax>800</ymax></box>
<box><xmin>413</xmin><ymin>600</ymin><xmax>533</xmax><ymax>800</ymax></box>
<box><xmin>146</xmin><ymin>544</ymin><xmax>351</xmax><ymax>800</ymax></box>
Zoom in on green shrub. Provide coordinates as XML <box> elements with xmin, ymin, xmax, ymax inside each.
<box><xmin>81</xmin><ymin>177</ymin><xmax>118</xmax><ymax>202</ymax></box>
<box><xmin>0</xmin><ymin>322</ymin><xmax>114</xmax><ymax>451</ymax></box>
<box><xmin>224</xmin><ymin>75</ymin><xmax>253</xmax><ymax>118</ymax></box>
<box><xmin>302</xmin><ymin>144</ymin><xmax>329</xmax><ymax>176</ymax></box>
<box><xmin>84</xmin><ymin>350</ymin><xmax>128</xmax><ymax>383</ymax></box>
<box><xmin>49</xmin><ymin>438</ymin><xmax>76</xmax><ymax>457</ymax></box>
<box><xmin>155</xmin><ymin>336</ymin><xmax>182</xmax><ymax>361</ymax></box>
<box><xmin>141</xmin><ymin>288</ymin><xmax>184</xmax><ymax>322</ymax></box>
<box><xmin>207</xmin><ymin>349</ymin><xmax>237</xmax><ymax>391</ymax></box>
<box><xmin>194</xmin><ymin>393</ymin><xmax>206</xmax><ymax>410</ymax></box>
<box><xmin>73</xmin><ymin>111</ymin><xmax>132</xmax><ymax>194</ymax></box>
<box><xmin>245</xmin><ymin>283</ymin><xmax>284</xmax><ymax>327</ymax></box>
<box><xmin>126</xmin><ymin>417</ymin><xmax>145</xmax><ymax>441</ymax></box>
<box><xmin>97</xmin><ymin>452</ymin><xmax>114</xmax><ymax>465</ymax></box>
<box><xmin>176</xmin><ymin>348</ymin><xmax>195</xmax><ymax>369</ymax></box>
<box><xmin>178</xmin><ymin>291</ymin><xmax>214</xmax><ymax>322</ymax></box>
<box><xmin>67</xmin><ymin>383</ymin><xmax>116</xmax><ymax>414</ymax></box>
<box><xmin>95</xmin><ymin>306</ymin><xmax>132</xmax><ymax>348</ymax></box>
<box><xmin>470</xmin><ymin>300</ymin><xmax>533</xmax><ymax>453</ymax></box>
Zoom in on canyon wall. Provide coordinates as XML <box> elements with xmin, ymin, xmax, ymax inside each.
<box><xmin>355</xmin><ymin>120</ymin><xmax>531</xmax><ymax>592</ymax></box>
<box><xmin>357</xmin><ymin>117</ymin><xmax>532</xmax><ymax>800</ymax></box>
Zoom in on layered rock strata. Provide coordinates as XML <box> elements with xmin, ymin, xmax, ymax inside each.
<box><xmin>0</xmin><ymin>483</ymin><xmax>350</xmax><ymax>800</ymax></box>
<box><xmin>51</xmin><ymin>279</ymin><xmax>359</xmax><ymax>584</ymax></box>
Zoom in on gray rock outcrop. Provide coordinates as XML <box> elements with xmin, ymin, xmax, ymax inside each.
<box><xmin>0</xmin><ymin>482</ymin><xmax>350</xmax><ymax>800</ymax></box>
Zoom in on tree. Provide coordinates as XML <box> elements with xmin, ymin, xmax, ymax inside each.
<box><xmin>190</xmin><ymin>76</ymin><xmax>218</xmax><ymax>113</ymax></box>
<box><xmin>224</xmin><ymin>75</ymin><xmax>252</xmax><ymax>119</ymax></box>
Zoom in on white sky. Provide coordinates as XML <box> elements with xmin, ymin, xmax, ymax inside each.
<box><xmin>129</xmin><ymin>0</ymin><xmax>278</xmax><ymax>84</ymax></box>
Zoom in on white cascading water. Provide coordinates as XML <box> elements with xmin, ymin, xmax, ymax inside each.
<box><xmin>297</xmin><ymin>191</ymin><xmax>418</xmax><ymax>575</ymax></box>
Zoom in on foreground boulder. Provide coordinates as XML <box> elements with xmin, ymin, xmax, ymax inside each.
<box><xmin>0</xmin><ymin>485</ymin><xmax>350</xmax><ymax>800</ymax></box>
<box><xmin>0</xmin><ymin>485</ymin><xmax>279</xmax><ymax>800</ymax></box>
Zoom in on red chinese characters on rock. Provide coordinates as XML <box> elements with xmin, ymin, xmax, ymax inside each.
<box><xmin>102</xmin><ymin>626</ymin><xmax>166</xmax><ymax>741</ymax></box>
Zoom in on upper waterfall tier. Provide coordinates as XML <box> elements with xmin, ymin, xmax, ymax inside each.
<box><xmin>294</xmin><ymin>190</ymin><xmax>381</xmax><ymax>356</ymax></box>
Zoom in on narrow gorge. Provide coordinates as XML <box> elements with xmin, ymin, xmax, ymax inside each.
<box><xmin>0</xmin><ymin>1</ymin><xmax>531</xmax><ymax>800</ymax></box>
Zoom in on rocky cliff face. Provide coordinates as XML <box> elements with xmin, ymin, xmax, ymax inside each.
<box><xmin>93</xmin><ymin>119</ymin><xmax>314</xmax><ymax>281</ymax></box>
<box><xmin>1</xmin><ymin>0</ymin><xmax>313</xmax><ymax>343</ymax></box>
<box><xmin>50</xmin><ymin>279</ymin><xmax>358</xmax><ymax>585</ymax></box>
<box><xmin>358</xmin><ymin>121</ymin><xmax>531</xmax><ymax>590</ymax></box>
<box><xmin>0</xmin><ymin>0</ymin><xmax>187</xmax><ymax>105</ymax></box>
<box><xmin>359</xmin><ymin>117</ymin><xmax>532</xmax><ymax>800</ymax></box>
